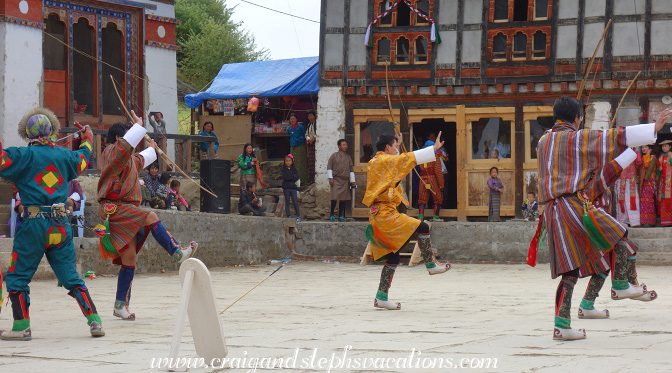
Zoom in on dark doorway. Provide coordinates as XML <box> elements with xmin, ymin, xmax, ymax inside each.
<box><xmin>411</xmin><ymin>119</ymin><xmax>458</xmax><ymax>210</ymax></box>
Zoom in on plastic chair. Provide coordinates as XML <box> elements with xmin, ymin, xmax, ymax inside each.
<box><xmin>71</xmin><ymin>194</ymin><xmax>86</xmax><ymax>238</ymax></box>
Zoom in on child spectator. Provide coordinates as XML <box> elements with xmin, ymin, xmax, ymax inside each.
<box><xmin>238</xmin><ymin>182</ymin><xmax>267</xmax><ymax>216</ymax></box>
<box><xmin>143</xmin><ymin>162</ymin><xmax>164</xmax><ymax>208</ymax></box>
<box><xmin>66</xmin><ymin>180</ymin><xmax>83</xmax><ymax>213</ymax></box>
<box><xmin>282</xmin><ymin>154</ymin><xmax>301</xmax><ymax>222</ymax></box>
<box><xmin>169</xmin><ymin>180</ymin><xmax>190</xmax><ymax>211</ymax></box>
<box><xmin>521</xmin><ymin>192</ymin><xmax>539</xmax><ymax>222</ymax></box>
<box><xmin>491</xmin><ymin>149</ymin><xmax>500</xmax><ymax>159</ymax></box>
<box><xmin>157</xmin><ymin>173</ymin><xmax>172</xmax><ymax>209</ymax></box>
<box><xmin>487</xmin><ymin>166</ymin><xmax>503</xmax><ymax>222</ymax></box>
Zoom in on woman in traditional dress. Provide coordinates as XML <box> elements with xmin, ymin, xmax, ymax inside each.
<box><xmin>305</xmin><ymin>110</ymin><xmax>317</xmax><ymax>185</ymax></box>
<box><xmin>287</xmin><ymin>113</ymin><xmax>308</xmax><ymax>185</ymax></box>
<box><xmin>615</xmin><ymin>149</ymin><xmax>642</xmax><ymax>226</ymax></box>
<box><xmin>487</xmin><ymin>167</ymin><xmax>503</xmax><ymax>222</ymax></box>
<box><xmin>639</xmin><ymin>144</ymin><xmax>657</xmax><ymax>226</ymax></box>
<box><xmin>657</xmin><ymin>140</ymin><xmax>672</xmax><ymax>226</ymax></box>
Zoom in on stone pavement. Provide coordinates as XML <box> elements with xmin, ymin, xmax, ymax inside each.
<box><xmin>0</xmin><ymin>262</ymin><xmax>671</xmax><ymax>372</ymax></box>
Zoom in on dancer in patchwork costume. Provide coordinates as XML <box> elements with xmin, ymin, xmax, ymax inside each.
<box><xmin>97</xmin><ymin>111</ymin><xmax>197</xmax><ymax>320</ymax></box>
<box><xmin>0</xmin><ymin>108</ymin><xmax>104</xmax><ymax>340</ymax></box>
<box><xmin>529</xmin><ymin>96</ymin><xmax>669</xmax><ymax>340</ymax></box>
<box><xmin>364</xmin><ymin>132</ymin><xmax>451</xmax><ymax>310</ymax></box>
<box><xmin>416</xmin><ymin>141</ymin><xmax>444</xmax><ymax>222</ymax></box>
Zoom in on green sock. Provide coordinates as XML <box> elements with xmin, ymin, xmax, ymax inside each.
<box><xmin>376</xmin><ymin>291</ymin><xmax>388</xmax><ymax>301</ymax></box>
<box><xmin>425</xmin><ymin>261</ymin><xmax>436</xmax><ymax>269</ymax></box>
<box><xmin>433</xmin><ymin>215</ymin><xmax>440</xmax><ymax>220</ymax></box>
<box><xmin>12</xmin><ymin>319</ymin><xmax>30</xmax><ymax>332</ymax></box>
<box><xmin>554</xmin><ymin>316</ymin><xmax>571</xmax><ymax>329</ymax></box>
<box><xmin>612</xmin><ymin>279</ymin><xmax>629</xmax><ymax>290</ymax></box>
<box><xmin>579</xmin><ymin>299</ymin><xmax>594</xmax><ymax>310</ymax></box>
<box><xmin>86</xmin><ymin>314</ymin><xmax>102</xmax><ymax>326</ymax></box>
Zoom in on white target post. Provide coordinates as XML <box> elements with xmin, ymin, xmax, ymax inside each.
<box><xmin>166</xmin><ymin>258</ymin><xmax>227</xmax><ymax>372</ymax></box>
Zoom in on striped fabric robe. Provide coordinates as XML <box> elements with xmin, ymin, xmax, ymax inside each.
<box><xmin>97</xmin><ymin>138</ymin><xmax>151</xmax><ymax>263</ymax></box>
<box><xmin>537</xmin><ymin>120</ymin><xmax>656</xmax><ymax>279</ymax></box>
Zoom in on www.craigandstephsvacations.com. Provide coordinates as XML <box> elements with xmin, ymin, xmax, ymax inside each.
<box><xmin>150</xmin><ymin>346</ymin><xmax>499</xmax><ymax>371</ymax></box>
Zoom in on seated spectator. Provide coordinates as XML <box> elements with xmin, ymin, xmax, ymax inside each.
<box><xmin>238</xmin><ymin>181</ymin><xmax>267</xmax><ymax>216</ymax></box>
<box><xmin>169</xmin><ymin>180</ymin><xmax>191</xmax><ymax>211</ymax></box>
<box><xmin>66</xmin><ymin>180</ymin><xmax>83</xmax><ymax>213</ymax></box>
<box><xmin>143</xmin><ymin>162</ymin><xmax>164</xmax><ymax>208</ymax></box>
<box><xmin>157</xmin><ymin>173</ymin><xmax>172</xmax><ymax>209</ymax></box>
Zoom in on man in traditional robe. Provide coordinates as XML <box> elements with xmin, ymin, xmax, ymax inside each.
<box><xmin>530</xmin><ymin>96</ymin><xmax>669</xmax><ymax>340</ymax></box>
<box><xmin>327</xmin><ymin>139</ymin><xmax>356</xmax><ymax>222</ymax></box>
<box><xmin>416</xmin><ymin>141</ymin><xmax>444</xmax><ymax>222</ymax></box>
<box><xmin>364</xmin><ymin>132</ymin><xmax>451</xmax><ymax>310</ymax></box>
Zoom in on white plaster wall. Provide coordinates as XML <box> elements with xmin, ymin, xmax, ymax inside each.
<box><xmin>324</xmin><ymin>34</ymin><xmax>344</xmax><ymax>66</ymax></box>
<box><xmin>612</xmin><ymin>22</ymin><xmax>645</xmax><ymax>56</ymax></box>
<box><xmin>651</xmin><ymin>20</ymin><xmax>672</xmax><ymax>55</ymax></box>
<box><xmin>585</xmin><ymin>0</ymin><xmax>606</xmax><ymax>17</ymax></box>
<box><xmin>463</xmin><ymin>0</ymin><xmax>483</xmax><ymax>24</ymax></box>
<box><xmin>583</xmin><ymin>23</ymin><xmax>606</xmax><ymax>58</ymax></box>
<box><xmin>315</xmin><ymin>87</ymin><xmax>346</xmax><ymax>193</ymax></box>
<box><xmin>350</xmin><ymin>0</ymin><xmax>369</xmax><ymax>28</ymax></box>
<box><xmin>348</xmin><ymin>34</ymin><xmax>366</xmax><ymax>66</ymax></box>
<box><xmin>653</xmin><ymin>0</ymin><xmax>672</xmax><ymax>13</ymax></box>
<box><xmin>436</xmin><ymin>31</ymin><xmax>457</xmax><ymax>64</ymax></box>
<box><xmin>439</xmin><ymin>0</ymin><xmax>458</xmax><ymax>24</ymax></box>
<box><xmin>614</xmin><ymin>0</ymin><xmax>645</xmax><ymax>15</ymax></box>
<box><xmin>556</xmin><ymin>25</ymin><xmax>577</xmax><ymax>58</ymax></box>
<box><xmin>326</xmin><ymin>0</ymin><xmax>345</xmax><ymax>28</ymax></box>
<box><xmin>558</xmin><ymin>0</ymin><xmax>579</xmax><ymax>19</ymax></box>
<box><xmin>0</xmin><ymin>23</ymin><xmax>42</xmax><ymax>147</ymax></box>
<box><xmin>585</xmin><ymin>102</ymin><xmax>611</xmax><ymax>131</ymax></box>
<box><xmin>461</xmin><ymin>30</ymin><xmax>482</xmax><ymax>63</ymax></box>
<box><xmin>139</xmin><ymin>0</ymin><xmax>175</xmax><ymax>18</ymax></box>
<box><xmin>145</xmin><ymin>46</ymin><xmax>178</xmax><ymax>159</ymax></box>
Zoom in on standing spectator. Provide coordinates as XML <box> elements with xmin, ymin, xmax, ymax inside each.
<box><xmin>487</xmin><ymin>166</ymin><xmax>503</xmax><ymax>222</ymax></box>
<box><xmin>657</xmin><ymin>140</ymin><xmax>672</xmax><ymax>226</ymax></box>
<box><xmin>282</xmin><ymin>154</ymin><xmax>301</xmax><ymax>221</ymax></box>
<box><xmin>199</xmin><ymin>121</ymin><xmax>219</xmax><ymax>160</ymax></box>
<box><xmin>521</xmin><ymin>192</ymin><xmax>539</xmax><ymax>222</ymax></box>
<box><xmin>287</xmin><ymin>113</ymin><xmax>308</xmax><ymax>185</ymax></box>
<box><xmin>327</xmin><ymin>139</ymin><xmax>356</xmax><ymax>222</ymax></box>
<box><xmin>493</xmin><ymin>134</ymin><xmax>511</xmax><ymax>158</ymax></box>
<box><xmin>305</xmin><ymin>109</ymin><xmax>317</xmax><ymax>185</ymax></box>
<box><xmin>238</xmin><ymin>182</ymin><xmax>267</xmax><ymax>216</ymax></box>
<box><xmin>149</xmin><ymin>112</ymin><xmax>166</xmax><ymax>135</ymax></box>
<box><xmin>639</xmin><ymin>144</ymin><xmax>657</xmax><ymax>227</ymax></box>
<box><xmin>416</xmin><ymin>141</ymin><xmax>444</xmax><ymax>222</ymax></box>
<box><xmin>615</xmin><ymin>148</ymin><xmax>642</xmax><ymax>227</ymax></box>
<box><xmin>143</xmin><ymin>163</ymin><xmax>164</xmax><ymax>208</ymax></box>
<box><xmin>238</xmin><ymin>143</ymin><xmax>258</xmax><ymax>193</ymax></box>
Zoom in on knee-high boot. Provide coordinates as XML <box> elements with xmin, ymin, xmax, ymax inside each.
<box><xmin>553</xmin><ymin>274</ymin><xmax>585</xmax><ymax>340</ymax></box>
<box><xmin>374</xmin><ymin>263</ymin><xmax>400</xmax><ymax>310</ymax></box>
<box><xmin>149</xmin><ymin>221</ymin><xmax>197</xmax><ymax>262</ymax></box>
<box><xmin>578</xmin><ymin>273</ymin><xmax>609</xmax><ymax>318</ymax></box>
<box><xmin>417</xmin><ymin>233</ymin><xmax>451</xmax><ymax>274</ymax></box>
<box><xmin>0</xmin><ymin>291</ymin><xmax>31</xmax><ymax>340</ymax></box>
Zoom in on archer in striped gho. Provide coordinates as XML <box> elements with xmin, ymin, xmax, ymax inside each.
<box><xmin>97</xmin><ymin>110</ymin><xmax>197</xmax><ymax>321</ymax></box>
<box><xmin>528</xmin><ymin>96</ymin><xmax>670</xmax><ymax>341</ymax></box>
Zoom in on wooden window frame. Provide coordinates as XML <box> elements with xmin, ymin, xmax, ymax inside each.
<box><xmin>413</xmin><ymin>35</ymin><xmax>429</xmax><ymax>64</ymax></box>
<box><xmin>413</xmin><ymin>0</ymin><xmax>431</xmax><ymax>25</ymax></box>
<box><xmin>377</xmin><ymin>0</ymin><xmax>394</xmax><ymax>27</ymax></box>
<box><xmin>533</xmin><ymin>0</ymin><xmax>550</xmax><ymax>21</ymax></box>
<box><xmin>375</xmin><ymin>36</ymin><xmax>392</xmax><ymax>65</ymax></box>
<box><xmin>512</xmin><ymin>31</ymin><xmax>528</xmax><ymax>61</ymax></box>
<box><xmin>489</xmin><ymin>0</ymin><xmax>552</xmax><ymax>23</ymax></box>
<box><xmin>491</xmin><ymin>32</ymin><xmax>508</xmax><ymax>61</ymax></box>
<box><xmin>523</xmin><ymin>106</ymin><xmax>554</xmax><ymax>165</ymax></box>
<box><xmin>395</xmin><ymin>36</ymin><xmax>411</xmax><ymax>65</ymax></box>
<box><xmin>531</xmin><ymin>30</ymin><xmax>547</xmax><ymax>60</ymax></box>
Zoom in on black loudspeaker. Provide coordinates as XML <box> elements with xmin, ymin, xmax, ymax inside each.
<box><xmin>200</xmin><ymin>160</ymin><xmax>231</xmax><ymax>213</ymax></box>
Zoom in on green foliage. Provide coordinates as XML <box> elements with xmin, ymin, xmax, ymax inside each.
<box><xmin>176</xmin><ymin>0</ymin><xmax>268</xmax><ymax>89</ymax></box>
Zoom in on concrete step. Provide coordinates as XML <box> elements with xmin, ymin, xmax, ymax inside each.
<box><xmin>0</xmin><ymin>205</ymin><xmax>11</xmax><ymax>214</ymax></box>
<box><xmin>637</xmin><ymin>251</ymin><xmax>672</xmax><ymax>266</ymax></box>
<box><xmin>628</xmin><ymin>238</ymin><xmax>672</xmax><ymax>252</ymax></box>
<box><xmin>628</xmin><ymin>227</ymin><xmax>672</xmax><ymax>240</ymax></box>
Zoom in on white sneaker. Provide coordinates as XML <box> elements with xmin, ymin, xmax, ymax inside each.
<box><xmin>427</xmin><ymin>261</ymin><xmax>451</xmax><ymax>275</ymax></box>
<box><xmin>374</xmin><ymin>298</ymin><xmax>401</xmax><ymax>310</ymax></box>
<box><xmin>553</xmin><ymin>327</ymin><xmax>586</xmax><ymax>340</ymax></box>
<box><xmin>178</xmin><ymin>241</ymin><xmax>198</xmax><ymax>263</ymax></box>
<box><xmin>113</xmin><ymin>307</ymin><xmax>135</xmax><ymax>321</ymax></box>
<box><xmin>578</xmin><ymin>307</ymin><xmax>609</xmax><ymax>319</ymax></box>
<box><xmin>611</xmin><ymin>284</ymin><xmax>645</xmax><ymax>300</ymax></box>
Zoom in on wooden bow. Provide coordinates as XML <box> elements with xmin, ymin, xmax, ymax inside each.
<box><xmin>109</xmin><ymin>75</ymin><xmax>218</xmax><ymax>198</ymax></box>
<box><xmin>577</xmin><ymin>19</ymin><xmax>612</xmax><ymax>101</ymax></box>
<box><xmin>610</xmin><ymin>71</ymin><xmax>641</xmax><ymax>128</ymax></box>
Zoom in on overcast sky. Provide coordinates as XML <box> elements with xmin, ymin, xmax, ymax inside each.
<box><xmin>226</xmin><ymin>0</ymin><xmax>321</xmax><ymax>60</ymax></box>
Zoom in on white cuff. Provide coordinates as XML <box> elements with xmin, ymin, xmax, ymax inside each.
<box><xmin>349</xmin><ymin>172</ymin><xmax>356</xmax><ymax>183</ymax></box>
<box><xmin>69</xmin><ymin>193</ymin><xmax>81</xmax><ymax>201</ymax></box>
<box><xmin>615</xmin><ymin>148</ymin><xmax>637</xmax><ymax>169</ymax></box>
<box><xmin>626</xmin><ymin>123</ymin><xmax>657</xmax><ymax>147</ymax></box>
<box><xmin>139</xmin><ymin>147</ymin><xmax>158</xmax><ymax>168</ymax></box>
<box><xmin>327</xmin><ymin>170</ymin><xmax>333</xmax><ymax>179</ymax></box>
<box><xmin>413</xmin><ymin>146</ymin><xmax>435</xmax><ymax>165</ymax></box>
<box><xmin>123</xmin><ymin>123</ymin><xmax>147</xmax><ymax>148</ymax></box>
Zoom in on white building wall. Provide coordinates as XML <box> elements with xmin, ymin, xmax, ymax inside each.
<box><xmin>315</xmin><ymin>87</ymin><xmax>346</xmax><ymax>193</ymax></box>
<box><xmin>0</xmin><ymin>23</ymin><xmax>42</xmax><ymax>147</ymax></box>
<box><xmin>145</xmin><ymin>46</ymin><xmax>178</xmax><ymax>159</ymax></box>
<box><xmin>585</xmin><ymin>102</ymin><xmax>611</xmax><ymax>131</ymax></box>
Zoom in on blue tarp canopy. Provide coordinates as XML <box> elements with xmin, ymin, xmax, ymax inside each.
<box><xmin>184</xmin><ymin>57</ymin><xmax>319</xmax><ymax>109</ymax></box>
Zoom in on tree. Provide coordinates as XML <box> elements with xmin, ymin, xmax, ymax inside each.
<box><xmin>175</xmin><ymin>0</ymin><xmax>268</xmax><ymax>90</ymax></box>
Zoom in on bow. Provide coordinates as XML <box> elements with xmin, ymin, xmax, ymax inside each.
<box><xmin>109</xmin><ymin>75</ymin><xmax>218</xmax><ymax>198</ymax></box>
<box><xmin>384</xmin><ymin>65</ymin><xmax>435</xmax><ymax>194</ymax></box>
<box><xmin>610</xmin><ymin>71</ymin><xmax>641</xmax><ymax>128</ymax></box>
<box><xmin>577</xmin><ymin>19</ymin><xmax>612</xmax><ymax>101</ymax></box>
